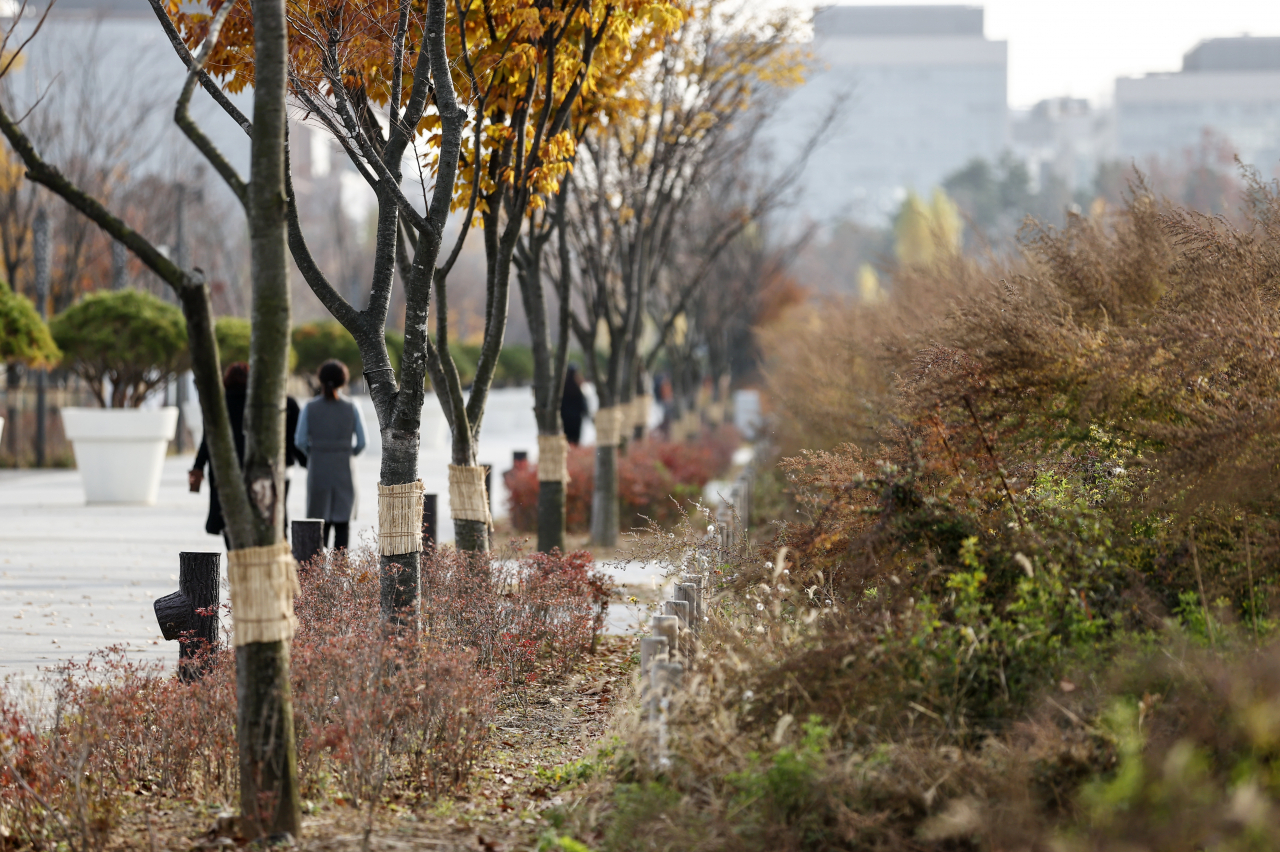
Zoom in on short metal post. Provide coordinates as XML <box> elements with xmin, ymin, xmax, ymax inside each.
<box><xmin>291</xmin><ymin>518</ymin><xmax>324</xmax><ymax>569</ymax></box>
<box><xmin>422</xmin><ymin>493</ymin><xmax>438</xmax><ymax>551</ymax></box>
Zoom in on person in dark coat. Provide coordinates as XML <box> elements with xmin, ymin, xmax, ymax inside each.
<box><xmin>294</xmin><ymin>359</ymin><xmax>367</xmax><ymax>549</ymax></box>
<box><xmin>190</xmin><ymin>363</ymin><xmax>306</xmax><ymax>544</ymax></box>
<box><xmin>189</xmin><ymin>363</ymin><xmax>247</xmax><ymax>543</ymax></box>
<box><xmin>561</xmin><ymin>363</ymin><xmax>589</xmax><ymax>445</ymax></box>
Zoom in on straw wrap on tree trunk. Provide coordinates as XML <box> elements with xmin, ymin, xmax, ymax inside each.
<box><xmin>537</xmin><ymin>433</ymin><xmax>570</xmax><ymax>483</ymax></box>
<box><xmin>377</xmin><ymin>479</ymin><xmax>425</xmax><ymax>555</ymax></box>
<box><xmin>449</xmin><ymin>464</ymin><xmax>492</xmax><ymax>525</ymax></box>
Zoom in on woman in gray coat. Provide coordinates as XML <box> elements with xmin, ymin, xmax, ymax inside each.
<box><xmin>294</xmin><ymin>359</ymin><xmax>367</xmax><ymax>549</ymax></box>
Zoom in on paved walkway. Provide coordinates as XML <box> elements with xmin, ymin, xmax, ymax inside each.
<box><xmin>0</xmin><ymin>389</ymin><xmax>665</xmax><ymax>684</ymax></box>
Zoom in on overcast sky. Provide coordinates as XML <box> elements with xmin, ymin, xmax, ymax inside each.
<box><xmin>817</xmin><ymin>0</ymin><xmax>1280</xmax><ymax>108</ymax></box>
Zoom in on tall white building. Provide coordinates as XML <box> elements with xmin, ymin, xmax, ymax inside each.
<box><xmin>1116</xmin><ymin>37</ymin><xmax>1280</xmax><ymax>172</ymax></box>
<box><xmin>772</xmin><ymin>5</ymin><xmax>1007</xmax><ymax>225</ymax></box>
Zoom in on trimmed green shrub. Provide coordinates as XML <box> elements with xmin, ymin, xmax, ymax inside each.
<box><xmin>49</xmin><ymin>289</ymin><xmax>187</xmax><ymax>408</ymax></box>
<box><xmin>448</xmin><ymin>341</ymin><xmax>480</xmax><ymax>387</ymax></box>
<box><xmin>214</xmin><ymin>317</ymin><xmax>297</xmax><ymax>373</ymax></box>
<box><xmin>427</xmin><ymin>342</ymin><xmax>532</xmax><ymax>389</ymax></box>
<box><xmin>292</xmin><ymin>320</ymin><xmax>402</xmax><ymax>380</ymax></box>
<box><xmin>0</xmin><ymin>280</ymin><xmax>59</xmax><ymax>367</ymax></box>
<box><xmin>496</xmin><ymin>344</ymin><xmax>534</xmax><ymax>386</ymax></box>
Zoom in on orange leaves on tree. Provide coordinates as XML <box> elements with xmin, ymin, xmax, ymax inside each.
<box><xmin>168</xmin><ymin>0</ymin><xmax>680</xmax><ymax>214</ymax></box>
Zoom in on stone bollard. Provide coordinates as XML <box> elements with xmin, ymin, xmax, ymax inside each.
<box><xmin>651</xmin><ymin>615</ymin><xmax>680</xmax><ymax>663</ymax></box>
<box><xmin>153</xmin><ymin>551</ymin><xmax>221</xmax><ymax>681</ymax></box>
<box><xmin>640</xmin><ymin>635</ymin><xmax>669</xmax><ymax>681</ymax></box>
<box><xmin>675</xmin><ymin>583</ymin><xmax>701</xmax><ymax>635</ymax></box>
<box><xmin>422</xmin><ymin>493</ymin><xmax>438</xmax><ymax>552</ymax></box>
<box><xmin>640</xmin><ymin>635</ymin><xmax>669</xmax><ymax>717</ymax></box>
<box><xmin>664</xmin><ymin>599</ymin><xmax>690</xmax><ymax>630</ymax></box>
<box><xmin>679</xmin><ymin>574</ymin><xmax>705</xmax><ymax>623</ymax></box>
<box><xmin>664</xmin><ymin>600</ymin><xmax>693</xmax><ymax>659</ymax></box>
<box><xmin>291</xmin><ymin>518</ymin><xmax>324</xmax><ymax>569</ymax></box>
<box><xmin>650</xmin><ymin>660</ymin><xmax>685</xmax><ymax>769</ymax></box>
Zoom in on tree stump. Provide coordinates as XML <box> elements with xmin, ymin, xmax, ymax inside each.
<box><xmin>153</xmin><ymin>551</ymin><xmax>221</xmax><ymax>681</ymax></box>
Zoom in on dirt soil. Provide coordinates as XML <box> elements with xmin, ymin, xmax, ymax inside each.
<box><xmin>109</xmin><ymin>636</ymin><xmax>638</xmax><ymax>852</ymax></box>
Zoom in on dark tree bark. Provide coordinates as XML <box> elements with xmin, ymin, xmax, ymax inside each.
<box><xmin>154</xmin><ymin>551</ymin><xmax>221</xmax><ymax>681</ymax></box>
<box><xmin>181</xmin><ymin>550</ymin><xmax>221</xmax><ymax>674</ymax></box>
<box><xmin>233</xmin><ymin>0</ymin><xmax>300</xmax><ymax>836</ymax></box>
<box><xmin>515</xmin><ymin>184</ymin><xmax>574</xmax><ymax>552</ymax></box>
<box><xmin>0</xmin><ymin>0</ymin><xmax>301</xmax><ymax>835</ymax></box>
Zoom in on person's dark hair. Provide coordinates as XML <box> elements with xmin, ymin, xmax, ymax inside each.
<box><xmin>223</xmin><ymin>361</ymin><xmax>249</xmax><ymax>388</ymax></box>
<box><xmin>318</xmin><ymin>359</ymin><xmax>349</xmax><ymax>400</ymax></box>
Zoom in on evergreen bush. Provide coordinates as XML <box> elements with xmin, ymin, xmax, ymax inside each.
<box><xmin>48</xmin><ymin>289</ymin><xmax>186</xmax><ymax>408</ymax></box>
<box><xmin>291</xmin><ymin>320</ymin><xmax>401</xmax><ymax>380</ymax></box>
<box><xmin>214</xmin><ymin>316</ymin><xmax>297</xmax><ymax>372</ymax></box>
<box><xmin>0</xmin><ymin>280</ymin><xmax>59</xmax><ymax>367</ymax></box>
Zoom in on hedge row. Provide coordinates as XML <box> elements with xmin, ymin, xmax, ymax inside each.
<box><xmin>505</xmin><ymin>424</ymin><xmax>742</xmax><ymax>533</ymax></box>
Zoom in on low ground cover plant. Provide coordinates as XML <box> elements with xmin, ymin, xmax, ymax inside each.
<box><xmin>507</xmin><ymin>424</ymin><xmax>741</xmax><ymax>534</ymax></box>
<box><xmin>0</xmin><ymin>545</ymin><xmax>610</xmax><ymax>849</ymax></box>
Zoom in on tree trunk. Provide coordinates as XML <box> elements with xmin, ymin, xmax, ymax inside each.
<box><xmin>0</xmin><ymin>0</ymin><xmax>299</xmax><ymax>838</ymax></box>
<box><xmin>236</xmin><ymin>641</ymin><xmax>299</xmax><ymax>838</ymax></box>
<box><xmin>516</xmin><ymin>193</ymin><xmax>574</xmax><ymax>554</ymax></box>
<box><xmin>379</xmin><ymin>424</ymin><xmax>421</xmax><ymax>626</ymax></box>
<box><xmin>455</xmin><ymin>518</ymin><xmax>489</xmax><ymax>552</ymax></box>
<box><xmin>235</xmin><ymin>0</ymin><xmax>299</xmax><ymax>837</ymax></box>
<box><xmin>591</xmin><ymin>444</ymin><xmax>619</xmax><ymax>547</ymax></box>
<box><xmin>537</xmin><ymin>480</ymin><xmax>565</xmax><ymax>553</ymax></box>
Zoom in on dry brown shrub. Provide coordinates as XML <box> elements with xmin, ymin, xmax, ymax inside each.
<box><xmin>568</xmin><ymin>174</ymin><xmax>1280</xmax><ymax>852</ymax></box>
<box><xmin>758</xmin><ymin>249</ymin><xmax>995</xmax><ymax>454</ymax></box>
<box><xmin>903</xmin><ymin>174</ymin><xmax>1280</xmax><ymax>514</ymax></box>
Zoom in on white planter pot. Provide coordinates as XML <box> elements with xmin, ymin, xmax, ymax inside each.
<box><xmin>180</xmin><ymin>398</ymin><xmax>203</xmax><ymax>451</ymax></box>
<box><xmin>61</xmin><ymin>407</ymin><xmax>179</xmax><ymax>505</ymax></box>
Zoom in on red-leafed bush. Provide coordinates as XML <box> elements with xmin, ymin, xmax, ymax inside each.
<box><xmin>291</xmin><ymin>550</ymin><xmax>500</xmax><ymax>801</ymax></box>
<box><xmin>421</xmin><ymin>548</ymin><xmax>611</xmax><ymax>683</ymax></box>
<box><xmin>506</xmin><ymin>424</ymin><xmax>742</xmax><ymax>533</ymax></box>
<box><xmin>0</xmin><ymin>542</ymin><xmax>609</xmax><ymax>847</ymax></box>
<box><xmin>0</xmin><ymin>647</ymin><xmax>239</xmax><ymax>850</ymax></box>
<box><xmin>291</xmin><ymin>634</ymin><xmax>494</xmax><ymax>801</ymax></box>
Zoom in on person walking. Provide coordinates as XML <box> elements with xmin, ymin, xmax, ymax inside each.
<box><xmin>190</xmin><ymin>363</ymin><xmax>307</xmax><ymax>544</ymax></box>
<box><xmin>189</xmin><ymin>362</ymin><xmax>247</xmax><ymax>545</ymax></box>
<box><xmin>294</xmin><ymin>359</ymin><xmax>367</xmax><ymax>549</ymax></box>
<box><xmin>561</xmin><ymin>363</ymin><xmax>589</xmax><ymax>445</ymax></box>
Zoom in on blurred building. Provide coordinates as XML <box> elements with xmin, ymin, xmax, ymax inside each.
<box><xmin>1009</xmin><ymin>97</ymin><xmax>1113</xmax><ymax>195</ymax></box>
<box><xmin>771</xmin><ymin>4</ymin><xmax>1007</xmax><ymax>225</ymax></box>
<box><xmin>1116</xmin><ymin>37</ymin><xmax>1280</xmax><ymax>171</ymax></box>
